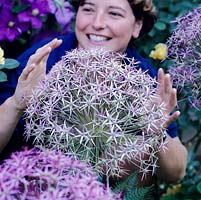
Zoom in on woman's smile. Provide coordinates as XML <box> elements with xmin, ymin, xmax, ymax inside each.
<box><xmin>75</xmin><ymin>0</ymin><xmax>142</xmax><ymax>52</ymax></box>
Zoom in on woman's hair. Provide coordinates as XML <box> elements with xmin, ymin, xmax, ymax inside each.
<box><xmin>71</xmin><ymin>0</ymin><xmax>157</xmax><ymax>37</ymax></box>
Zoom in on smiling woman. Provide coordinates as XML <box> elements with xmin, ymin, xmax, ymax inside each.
<box><xmin>72</xmin><ymin>0</ymin><xmax>157</xmax><ymax>36</ymax></box>
<box><xmin>0</xmin><ymin>0</ymin><xmax>188</xmax><ymax>199</ymax></box>
<box><xmin>75</xmin><ymin>0</ymin><xmax>141</xmax><ymax>52</ymax></box>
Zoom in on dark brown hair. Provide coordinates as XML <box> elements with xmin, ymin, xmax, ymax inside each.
<box><xmin>71</xmin><ymin>0</ymin><xmax>157</xmax><ymax>37</ymax></box>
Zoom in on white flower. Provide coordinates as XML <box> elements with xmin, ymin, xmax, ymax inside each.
<box><xmin>0</xmin><ymin>46</ymin><xmax>5</xmax><ymax>65</ymax></box>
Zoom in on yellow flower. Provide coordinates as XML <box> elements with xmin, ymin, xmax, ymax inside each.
<box><xmin>164</xmin><ymin>184</ymin><xmax>182</xmax><ymax>196</ymax></box>
<box><xmin>149</xmin><ymin>43</ymin><xmax>167</xmax><ymax>60</ymax></box>
<box><xmin>0</xmin><ymin>46</ymin><xmax>5</xmax><ymax>65</ymax></box>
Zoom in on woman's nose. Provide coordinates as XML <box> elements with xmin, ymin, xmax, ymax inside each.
<box><xmin>92</xmin><ymin>12</ymin><xmax>106</xmax><ymax>30</ymax></box>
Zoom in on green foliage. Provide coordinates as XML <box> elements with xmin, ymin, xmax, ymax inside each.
<box><xmin>135</xmin><ymin>0</ymin><xmax>201</xmax><ymax>155</ymax></box>
<box><xmin>0</xmin><ymin>59</ymin><xmax>19</xmax><ymax>82</ymax></box>
<box><xmin>134</xmin><ymin>0</ymin><xmax>201</xmax><ymax>68</ymax></box>
<box><xmin>113</xmin><ymin>172</ymin><xmax>154</xmax><ymax>200</ymax></box>
<box><xmin>177</xmin><ymin>101</ymin><xmax>201</xmax><ymax>153</ymax></box>
<box><xmin>134</xmin><ymin>1</ymin><xmax>201</xmax><ymax>199</ymax></box>
<box><xmin>160</xmin><ymin>151</ymin><xmax>201</xmax><ymax>200</ymax></box>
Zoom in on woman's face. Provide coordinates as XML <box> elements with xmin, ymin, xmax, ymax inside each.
<box><xmin>75</xmin><ymin>0</ymin><xmax>142</xmax><ymax>52</ymax></box>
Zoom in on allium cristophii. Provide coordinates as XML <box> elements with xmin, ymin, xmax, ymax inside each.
<box><xmin>25</xmin><ymin>48</ymin><xmax>167</xmax><ymax>179</ymax></box>
<box><xmin>0</xmin><ymin>147</ymin><xmax>119</xmax><ymax>200</ymax></box>
<box><xmin>166</xmin><ymin>6</ymin><xmax>201</xmax><ymax>110</ymax></box>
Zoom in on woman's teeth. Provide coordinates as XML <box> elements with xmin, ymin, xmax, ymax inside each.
<box><xmin>89</xmin><ymin>34</ymin><xmax>108</xmax><ymax>42</ymax></box>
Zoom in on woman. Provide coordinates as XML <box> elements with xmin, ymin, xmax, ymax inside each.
<box><xmin>0</xmin><ymin>0</ymin><xmax>187</xmax><ymax>186</ymax></box>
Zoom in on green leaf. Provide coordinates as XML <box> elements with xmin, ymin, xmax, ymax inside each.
<box><xmin>12</xmin><ymin>4</ymin><xmax>30</xmax><ymax>13</ymax></box>
<box><xmin>0</xmin><ymin>71</ymin><xmax>8</xmax><ymax>82</ymax></box>
<box><xmin>197</xmin><ymin>182</ymin><xmax>201</xmax><ymax>194</ymax></box>
<box><xmin>161</xmin><ymin>195</ymin><xmax>178</xmax><ymax>200</ymax></box>
<box><xmin>4</xmin><ymin>59</ymin><xmax>20</xmax><ymax>69</ymax></box>
<box><xmin>0</xmin><ymin>64</ymin><xmax>5</xmax><ymax>70</ymax></box>
<box><xmin>113</xmin><ymin>172</ymin><xmax>154</xmax><ymax>200</ymax></box>
<box><xmin>154</xmin><ymin>21</ymin><xmax>167</xmax><ymax>30</ymax></box>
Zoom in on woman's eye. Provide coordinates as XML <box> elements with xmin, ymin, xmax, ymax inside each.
<box><xmin>109</xmin><ymin>11</ymin><xmax>123</xmax><ymax>17</ymax></box>
<box><xmin>82</xmin><ymin>7</ymin><xmax>94</xmax><ymax>13</ymax></box>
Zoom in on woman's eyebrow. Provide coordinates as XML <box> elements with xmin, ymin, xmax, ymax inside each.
<box><xmin>109</xmin><ymin>6</ymin><xmax>127</xmax><ymax>14</ymax></box>
<box><xmin>83</xmin><ymin>2</ymin><xmax>95</xmax><ymax>6</ymax></box>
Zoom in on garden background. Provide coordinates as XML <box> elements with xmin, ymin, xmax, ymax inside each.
<box><xmin>0</xmin><ymin>0</ymin><xmax>201</xmax><ymax>199</ymax></box>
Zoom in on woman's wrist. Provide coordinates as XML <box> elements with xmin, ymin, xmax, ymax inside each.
<box><xmin>6</xmin><ymin>96</ymin><xmax>25</xmax><ymax>115</ymax></box>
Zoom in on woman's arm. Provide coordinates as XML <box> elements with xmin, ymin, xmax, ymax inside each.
<box><xmin>154</xmin><ymin>68</ymin><xmax>188</xmax><ymax>182</ymax></box>
<box><xmin>115</xmin><ymin>68</ymin><xmax>188</xmax><ymax>185</ymax></box>
<box><xmin>0</xmin><ymin>97</ymin><xmax>23</xmax><ymax>152</ymax></box>
<box><xmin>156</xmin><ymin>135</ymin><xmax>187</xmax><ymax>182</ymax></box>
<box><xmin>0</xmin><ymin>38</ymin><xmax>62</xmax><ymax>153</ymax></box>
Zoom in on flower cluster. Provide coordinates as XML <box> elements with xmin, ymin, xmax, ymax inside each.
<box><xmin>0</xmin><ymin>0</ymin><xmax>74</xmax><ymax>42</ymax></box>
<box><xmin>0</xmin><ymin>147</ymin><xmax>119</xmax><ymax>199</ymax></box>
<box><xmin>166</xmin><ymin>6</ymin><xmax>201</xmax><ymax>110</ymax></box>
<box><xmin>0</xmin><ymin>46</ymin><xmax>19</xmax><ymax>82</ymax></box>
<box><xmin>25</xmin><ymin>48</ymin><xmax>167</xmax><ymax>180</ymax></box>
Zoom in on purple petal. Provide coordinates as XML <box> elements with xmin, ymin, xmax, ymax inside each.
<box><xmin>31</xmin><ymin>17</ymin><xmax>43</xmax><ymax>29</ymax></box>
<box><xmin>18</xmin><ymin>11</ymin><xmax>32</xmax><ymax>23</ymax></box>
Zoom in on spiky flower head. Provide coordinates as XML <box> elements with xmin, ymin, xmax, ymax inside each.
<box><xmin>166</xmin><ymin>6</ymin><xmax>201</xmax><ymax>110</ymax></box>
<box><xmin>25</xmin><ymin>48</ymin><xmax>167</xmax><ymax>179</ymax></box>
<box><xmin>0</xmin><ymin>147</ymin><xmax>119</xmax><ymax>199</ymax></box>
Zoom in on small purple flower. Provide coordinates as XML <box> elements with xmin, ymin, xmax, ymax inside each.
<box><xmin>166</xmin><ymin>6</ymin><xmax>201</xmax><ymax>110</ymax></box>
<box><xmin>17</xmin><ymin>0</ymin><xmax>51</xmax><ymax>29</ymax></box>
<box><xmin>0</xmin><ymin>147</ymin><xmax>120</xmax><ymax>199</ymax></box>
<box><xmin>0</xmin><ymin>5</ymin><xmax>29</xmax><ymax>41</ymax></box>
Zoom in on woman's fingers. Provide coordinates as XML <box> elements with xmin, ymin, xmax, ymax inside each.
<box><xmin>36</xmin><ymin>38</ymin><xmax>62</xmax><ymax>54</ymax></box>
<box><xmin>12</xmin><ymin>39</ymin><xmax>63</xmax><ymax>110</ymax></box>
<box><xmin>168</xmin><ymin>88</ymin><xmax>177</xmax><ymax>109</ymax></box>
<box><xmin>157</xmin><ymin>68</ymin><xmax>164</xmax><ymax>97</ymax></box>
<box><xmin>156</xmin><ymin>68</ymin><xmax>180</xmax><ymax>127</ymax></box>
<box><xmin>21</xmin><ymin>38</ymin><xmax>62</xmax><ymax>82</ymax></box>
<box><xmin>164</xmin><ymin>74</ymin><xmax>172</xmax><ymax>95</ymax></box>
<box><xmin>27</xmin><ymin>46</ymin><xmax>52</xmax><ymax>67</ymax></box>
<box><xmin>164</xmin><ymin>111</ymin><xmax>180</xmax><ymax>128</ymax></box>
<box><xmin>26</xmin><ymin>38</ymin><xmax>62</xmax><ymax>67</ymax></box>
<box><xmin>19</xmin><ymin>64</ymin><xmax>36</xmax><ymax>81</ymax></box>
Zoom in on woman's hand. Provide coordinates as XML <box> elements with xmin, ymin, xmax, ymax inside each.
<box><xmin>0</xmin><ymin>38</ymin><xmax>62</xmax><ymax>152</ymax></box>
<box><xmin>11</xmin><ymin>38</ymin><xmax>62</xmax><ymax>111</ymax></box>
<box><xmin>156</xmin><ymin>68</ymin><xmax>180</xmax><ymax>128</ymax></box>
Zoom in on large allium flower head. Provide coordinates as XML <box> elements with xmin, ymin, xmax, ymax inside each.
<box><xmin>0</xmin><ymin>147</ymin><xmax>119</xmax><ymax>199</ymax></box>
<box><xmin>25</xmin><ymin>48</ymin><xmax>167</xmax><ymax>179</ymax></box>
<box><xmin>166</xmin><ymin>6</ymin><xmax>201</xmax><ymax>110</ymax></box>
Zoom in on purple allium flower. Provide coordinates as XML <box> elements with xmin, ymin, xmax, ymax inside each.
<box><xmin>0</xmin><ymin>5</ymin><xmax>29</xmax><ymax>41</ymax></box>
<box><xmin>166</xmin><ymin>6</ymin><xmax>201</xmax><ymax>110</ymax></box>
<box><xmin>17</xmin><ymin>0</ymin><xmax>51</xmax><ymax>29</ymax></box>
<box><xmin>0</xmin><ymin>147</ymin><xmax>119</xmax><ymax>199</ymax></box>
<box><xmin>25</xmin><ymin>48</ymin><xmax>167</xmax><ymax>180</ymax></box>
